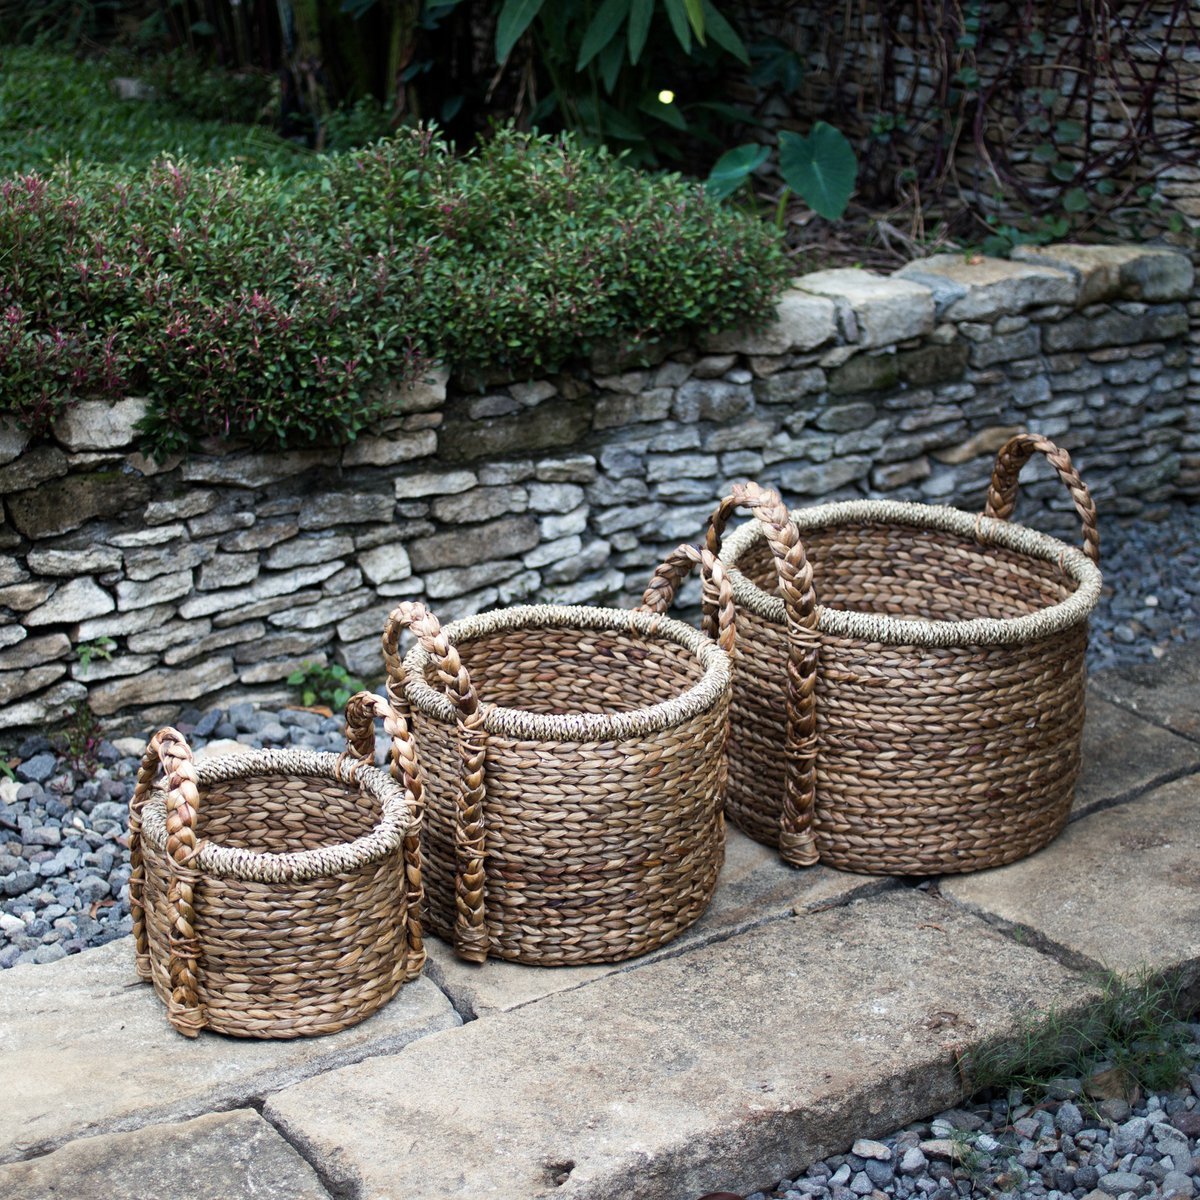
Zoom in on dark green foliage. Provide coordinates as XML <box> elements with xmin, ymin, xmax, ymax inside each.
<box><xmin>0</xmin><ymin>118</ymin><xmax>789</xmax><ymax>454</ymax></box>
<box><xmin>288</xmin><ymin>661</ymin><xmax>367</xmax><ymax>712</ymax></box>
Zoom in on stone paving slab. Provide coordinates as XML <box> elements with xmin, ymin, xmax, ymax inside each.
<box><xmin>1073</xmin><ymin>688</ymin><xmax>1200</xmax><ymax>818</ymax></box>
<box><xmin>426</xmin><ymin>825</ymin><xmax>892</xmax><ymax>1019</ymax></box>
<box><xmin>265</xmin><ymin>889</ymin><xmax>1099</xmax><ymax>1200</ymax></box>
<box><xmin>1090</xmin><ymin>642</ymin><xmax>1200</xmax><ymax>744</ymax></box>
<box><xmin>0</xmin><ymin>1109</ymin><xmax>331</xmax><ymax>1200</ymax></box>
<box><xmin>0</xmin><ymin>938</ymin><xmax>460</xmax><ymax>1161</ymax></box>
<box><xmin>943</xmin><ymin>775</ymin><xmax>1200</xmax><ymax>1004</ymax></box>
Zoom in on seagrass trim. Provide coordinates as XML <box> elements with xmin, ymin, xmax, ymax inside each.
<box><xmin>139</xmin><ymin>750</ymin><xmax>408</xmax><ymax>883</ymax></box>
<box><xmin>401</xmin><ymin>603</ymin><xmax>731</xmax><ymax>742</ymax></box>
<box><xmin>719</xmin><ymin>500</ymin><xmax>1102</xmax><ymax>647</ymax></box>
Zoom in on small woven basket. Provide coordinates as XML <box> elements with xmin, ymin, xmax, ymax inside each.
<box><xmin>382</xmin><ymin>544</ymin><xmax>735</xmax><ymax>966</ymax></box>
<box><xmin>128</xmin><ymin>692</ymin><xmax>425</xmax><ymax>1038</ymax></box>
<box><xmin>707</xmin><ymin>433</ymin><xmax>1103</xmax><ymax>876</ymax></box>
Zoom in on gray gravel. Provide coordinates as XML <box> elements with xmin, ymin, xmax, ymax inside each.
<box><xmin>747</xmin><ymin>1045</ymin><xmax>1200</xmax><ymax>1200</ymax></box>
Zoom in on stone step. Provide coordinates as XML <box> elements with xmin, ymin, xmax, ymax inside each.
<box><xmin>0</xmin><ymin>1110</ymin><xmax>331</xmax><ymax>1200</ymax></box>
<box><xmin>263</xmin><ymin>889</ymin><xmax>1099</xmax><ymax>1200</ymax></box>
<box><xmin>1091</xmin><ymin>641</ymin><xmax>1200</xmax><ymax>744</ymax></box>
<box><xmin>0</xmin><ymin>939</ymin><xmax>459</xmax><ymax>1162</ymax></box>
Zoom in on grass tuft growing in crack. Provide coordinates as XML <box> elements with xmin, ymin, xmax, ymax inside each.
<box><xmin>960</xmin><ymin>967</ymin><xmax>1195</xmax><ymax>1100</ymax></box>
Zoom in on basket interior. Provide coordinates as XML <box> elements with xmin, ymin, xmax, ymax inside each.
<box><xmin>739</xmin><ymin>521</ymin><xmax>1078</xmax><ymax>622</ymax></box>
<box><xmin>191</xmin><ymin>774</ymin><xmax>382</xmax><ymax>855</ymax></box>
<box><xmin>428</xmin><ymin>625</ymin><xmax>707</xmax><ymax>717</ymax></box>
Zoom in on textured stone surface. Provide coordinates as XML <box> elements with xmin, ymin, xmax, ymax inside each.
<box><xmin>1012</xmin><ymin>244</ymin><xmax>1194</xmax><ymax>305</ymax></box>
<box><xmin>52</xmin><ymin>398</ymin><xmax>148</xmax><ymax>452</ymax></box>
<box><xmin>7</xmin><ymin>473</ymin><xmax>150</xmax><ymax>538</ymax></box>
<box><xmin>25</xmin><ymin>547</ymin><xmax>123</xmax><ymax>576</ymax></box>
<box><xmin>0</xmin><ymin>1110</ymin><xmax>332</xmax><ymax>1200</ymax></box>
<box><xmin>181</xmin><ymin>450</ymin><xmax>325</xmax><ymax>487</ymax></box>
<box><xmin>0</xmin><ymin>680</ymin><xmax>86</xmax><ymax>730</ymax></box>
<box><xmin>441</xmin><ymin>400</ymin><xmax>593</xmax><ymax>462</ymax></box>
<box><xmin>0</xmin><ymin>939</ymin><xmax>460</xmax><ymax>1160</ymax></box>
<box><xmin>798</xmin><ymin>268</ymin><xmax>935</xmax><ymax>347</ymax></box>
<box><xmin>707</xmin><ymin>289</ymin><xmax>838</xmax><ymax>355</ymax></box>
<box><xmin>1090</xmin><ymin>641</ymin><xmax>1200</xmax><ymax>743</ymax></box>
<box><xmin>408</xmin><ymin>515</ymin><xmax>539</xmax><ymax>572</ymax></box>
<box><xmin>23</xmin><ymin>578</ymin><xmax>114</xmax><ymax>626</ymax></box>
<box><xmin>424</xmin><ymin>827</ymin><xmax>891</xmax><ymax>1019</ymax></box>
<box><xmin>897</xmin><ymin>255</ymin><xmax>1076</xmax><ymax>320</ymax></box>
<box><xmin>88</xmin><ymin>656</ymin><xmax>239</xmax><ymax>715</ymax></box>
<box><xmin>943</xmin><ymin>775</ymin><xmax>1200</xmax><ymax>1001</ymax></box>
<box><xmin>265</xmin><ymin>890</ymin><xmax>1098</xmax><ymax>1200</ymax></box>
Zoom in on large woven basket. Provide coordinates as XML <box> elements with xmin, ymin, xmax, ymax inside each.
<box><xmin>382</xmin><ymin>544</ymin><xmax>735</xmax><ymax>966</ymax></box>
<box><xmin>128</xmin><ymin>692</ymin><xmax>425</xmax><ymax>1038</ymax></box>
<box><xmin>707</xmin><ymin>433</ymin><xmax>1103</xmax><ymax>876</ymax></box>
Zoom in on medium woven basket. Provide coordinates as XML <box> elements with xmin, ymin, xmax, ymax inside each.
<box><xmin>707</xmin><ymin>433</ymin><xmax>1103</xmax><ymax>876</ymax></box>
<box><xmin>128</xmin><ymin>692</ymin><xmax>425</xmax><ymax>1038</ymax></box>
<box><xmin>382</xmin><ymin>544</ymin><xmax>735</xmax><ymax>967</ymax></box>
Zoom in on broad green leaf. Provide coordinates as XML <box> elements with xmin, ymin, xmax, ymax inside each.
<box><xmin>578</xmin><ymin>0</ymin><xmax>632</xmax><ymax>70</ymax></box>
<box><xmin>1062</xmin><ymin>187</ymin><xmax>1089</xmax><ymax>213</ymax></box>
<box><xmin>663</xmin><ymin>0</ymin><xmax>691</xmax><ymax>51</ymax></box>
<box><xmin>778</xmin><ymin>122</ymin><xmax>857</xmax><ymax>221</ymax></box>
<box><xmin>705</xmin><ymin>142</ymin><xmax>768</xmax><ymax>201</ymax></box>
<box><xmin>684</xmin><ymin>0</ymin><xmax>705</xmax><ymax>41</ymax></box>
<box><xmin>496</xmin><ymin>0</ymin><xmax>545</xmax><ymax>62</ymax></box>
<box><xmin>701</xmin><ymin>1</ymin><xmax>748</xmax><ymax>64</ymax></box>
<box><xmin>639</xmin><ymin>93</ymin><xmax>688</xmax><ymax>131</ymax></box>
<box><xmin>628</xmin><ymin>0</ymin><xmax>654</xmax><ymax>65</ymax></box>
<box><xmin>1050</xmin><ymin>160</ymin><xmax>1077</xmax><ymax>181</ymax></box>
<box><xmin>598</xmin><ymin>35</ymin><xmax>625</xmax><ymax>93</ymax></box>
<box><xmin>1031</xmin><ymin>142</ymin><xmax>1057</xmax><ymax>163</ymax></box>
<box><xmin>1056</xmin><ymin>119</ymin><xmax>1084</xmax><ymax>144</ymax></box>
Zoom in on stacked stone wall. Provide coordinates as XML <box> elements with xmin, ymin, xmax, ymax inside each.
<box><xmin>0</xmin><ymin>245</ymin><xmax>1194</xmax><ymax>733</ymax></box>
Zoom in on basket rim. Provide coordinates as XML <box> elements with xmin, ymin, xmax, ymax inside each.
<box><xmin>718</xmin><ymin>498</ymin><xmax>1102</xmax><ymax>647</ymax></box>
<box><xmin>401</xmin><ymin>603</ymin><xmax>731</xmax><ymax>741</ymax></box>
<box><xmin>139</xmin><ymin>749</ymin><xmax>411</xmax><ymax>883</ymax></box>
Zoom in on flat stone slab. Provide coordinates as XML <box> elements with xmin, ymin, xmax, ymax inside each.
<box><xmin>943</xmin><ymin>776</ymin><xmax>1200</xmax><ymax>1002</ymax></box>
<box><xmin>796</xmin><ymin>267</ymin><xmax>935</xmax><ymax>347</ymax></box>
<box><xmin>265</xmin><ymin>890</ymin><xmax>1098</xmax><ymax>1200</ymax></box>
<box><xmin>1012</xmin><ymin>243</ymin><xmax>1194</xmax><ymax>304</ymax></box>
<box><xmin>0</xmin><ymin>938</ymin><xmax>459</xmax><ymax>1160</ymax></box>
<box><xmin>896</xmin><ymin>254</ymin><xmax>1075</xmax><ymax>319</ymax></box>
<box><xmin>1090</xmin><ymin>642</ymin><xmax>1200</xmax><ymax>744</ymax></box>
<box><xmin>1074</xmin><ymin>688</ymin><xmax>1200</xmax><ymax>818</ymax></box>
<box><xmin>0</xmin><ymin>1109</ymin><xmax>330</xmax><ymax>1200</ymax></box>
<box><xmin>426</xmin><ymin>825</ymin><xmax>891</xmax><ymax>1018</ymax></box>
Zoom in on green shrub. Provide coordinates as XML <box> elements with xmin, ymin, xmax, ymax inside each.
<box><xmin>0</xmin><ymin>123</ymin><xmax>790</xmax><ymax>454</ymax></box>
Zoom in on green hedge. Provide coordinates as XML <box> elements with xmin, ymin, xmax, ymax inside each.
<box><xmin>0</xmin><ymin>120</ymin><xmax>789</xmax><ymax>455</ymax></box>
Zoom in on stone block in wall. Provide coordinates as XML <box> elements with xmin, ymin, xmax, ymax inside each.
<box><xmin>892</xmin><ymin>340</ymin><xmax>969</xmax><ymax>387</ymax></box>
<box><xmin>0</xmin><ymin>633</ymin><xmax>69</xmax><ymax>671</ymax></box>
<box><xmin>526</xmin><ymin>483</ymin><xmax>585</xmax><ymax>513</ymax></box>
<box><xmin>0</xmin><ymin>679</ymin><xmax>86</xmax><ymax>730</ymax></box>
<box><xmin>0</xmin><ymin>555</ymin><xmax>27</xmax><ymax>586</ymax></box>
<box><xmin>478</xmin><ymin>460</ymin><xmax>534</xmax><ymax>485</ymax></box>
<box><xmin>199</xmin><ymin>552</ymin><xmax>259</xmax><ymax>590</ymax></box>
<box><xmin>646</xmin><ymin>454</ymin><xmax>718</xmax><ymax>482</ymax></box>
<box><xmin>968</xmin><ymin>327</ymin><xmax>1042</xmax><ymax>368</ymax></box>
<box><xmin>440</xmin><ymin>399</ymin><xmax>593</xmax><ymax>462</ymax></box>
<box><xmin>70</xmin><ymin>652</ymin><xmax>158</xmax><ymax>682</ymax></box>
<box><xmin>393</xmin><ymin>469</ymin><xmax>478</xmax><ymax>500</ymax></box>
<box><xmin>0</xmin><ymin>445</ymin><xmax>68</xmax><ymax>494</ymax></box>
<box><xmin>796</xmin><ymin>268</ymin><xmax>935</xmax><ymax>348</ymax></box>
<box><xmin>430</xmin><ymin>485</ymin><xmax>529</xmax><ymax>523</ymax></box>
<box><xmin>1011</xmin><ymin>244</ymin><xmax>1195</xmax><ymax>304</ymax></box>
<box><xmin>423</xmin><ymin>560</ymin><xmax>524</xmax><ymax>600</ymax></box>
<box><xmin>0</xmin><ymin>425</ymin><xmax>29</xmax><ymax>466</ymax></box>
<box><xmin>535</xmin><ymin>455</ymin><xmax>597</xmax><ymax>483</ymax></box>
<box><xmin>542</xmin><ymin>539</ymin><xmax>611</xmax><ymax>586</ymax></box>
<box><xmin>594</xmin><ymin>390</ymin><xmax>673</xmax><ymax>429</ymax></box>
<box><xmin>264</xmin><ymin>533</ymin><xmax>355</xmax><ymax>570</ymax></box>
<box><xmin>189</xmin><ymin>508</ymin><xmax>255</xmax><ymax>538</ymax></box>
<box><xmin>1042</xmin><ymin>306</ymin><xmax>1189</xmax><ymax>353</ymax></box>
<box><xmin>357</xmin><ymin>544</ymin><xmax>413</xmax><ymax>586</ymax></box>
<box><xmin>267</xmin><ymin>593</ymin><xmax>370</xmax><ymax>632</ymax></box>
<box><xmin>543</xmin><ymin>568</ymin><xmax>625</xmax><ymax>607</ymax></box>
<box><xmin>341</xmin><ymin>430</ymin><xmax>437</xmax><ymax>467</ymax></box>
<box><xmin>497</xmin><ymin>569</ymin><xmax>541</xmax><ymax>603</ymax></box>
<box><xmin>753</xmin><ymin>367</ymin><xmax>827</xmax><ymax>405</ymax></box>
<box><xmin>524</xmin><ymin>534</ymin><xmax>582</xmax><ymax>571</ymax></box>
<box><xmin>116</xmin><ymin>570</ymin><xmax>194</xmax><ymax>612</ymax></box>
<box><xmin>52</xmin><ymin>398</ymin><xmax>148</xmax><ymax>451</ymax></box>
<box><xmin>180</xmin><ymin>561</ymin><xmax>345</xmax><ymax>620</ymax></box>
<box><xmin>127</xmin><ymin>617</ymin><xmax>211</xmax><ymax>654</ymax></box>
<box><xmin>7</xmin><ymin>472</ymin><xmax>151</xmax><ymax>539</ymax></box>
<box><xmin>371</xmin><ymin>365</ymin><xmax>449</xmax><ymax>417</ymax></box>
<box><xmin>932</xmin><ymin>426</ymin><xmax>1026</xmax><ymax>465</ymax></box>
<box><xmin>539</xmin><ymin>505</ymin><xmax>589</xmax><ymax>540</ymax></box>
<box><xmin>813</xmin><ymin>401</ymin><xmax>877</xmax><ymax>433</ymax></box>
<box><xmin>0</xmin><ymin>663</ymin><xmax>67</xmax><ymax>705</ymax></box>
<box><xmin>407</xmin><ymin>515</ymin><xmax>538</xmax><ymax>572</ymax></box>
<box><xmin>88</xmin><ymin>656</ymin><xmax>237</xmax><ymax>716</ymax></box>
<box><xmin>143</xmin><ymin>490</ymin><xmax>217</xmax><ymax>525</ymax></box>
<box><xmin>0</xmin><ymin>580</ymin><xmax>54</xmax><ymax>611</ymax></box>
<box><xmin>827</xmin><ymin>352</ymin><xmax>900</xmax><ymax>395</ymax></box>
<box><xmin>704</xmin><ymin>290</ymin><xmax>838</xmax><ymax>355</ymax></box>
<box><xmin>703</xmin><ymin>417</ymin><xmax>779</xmax><ymax>453</ymax></box>
<box><xmin>233</xmin><ymin>631</ymin><xmax>329</xmax><ymax>664</ymax></box>
<box><xmin>299</xmin><ymin>493</ymin><xmax>385</xmax><ymax>531</ymax></box>
<box><xmin>123</xmin><ymin>541</ymin><xmax>211</xmax><ymax>581</ymax></box>
<box><xmin>671</xmin><ymin>381</ymin><xmax>754</xmax><ymax>423</ymax></box>
<box><xmin>779</xmin><ymin>457</ymin><xmax>870</xmax><ymax>495</ymax></box>
<box><xmin>77</xmin><ymin>602</ymin><xmax>176</xmax><ymax>641</ymax></box>
<box><xmin>872</xmin><ymin>456</ymin><xmax>932</xmax><ymax>491</ymax></box>
<box><xmin>897</xmin><ymin>255</ymin><xmax>1076</xmax><ymax>320</ymax></box>
<box><xmin>181</xmin><ymin>449</ymin><xmax>326</xmax><ymax>488</ymax></box>
<box><xmin>24</xmin><ymin>578</ymin><xmax>115</xmax><ymax>626</ymax></box>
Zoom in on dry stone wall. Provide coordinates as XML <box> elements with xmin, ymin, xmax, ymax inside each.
<box><xmin>0</xmin><ymin>244</ymin><xmax>1194</xmax><ymax>733</ymax></box>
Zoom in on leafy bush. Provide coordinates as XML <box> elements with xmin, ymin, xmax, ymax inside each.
<box><xmin>0</xmin><ymin>124</ymin><xmax>789</xmax><ymax>454</ymax></box>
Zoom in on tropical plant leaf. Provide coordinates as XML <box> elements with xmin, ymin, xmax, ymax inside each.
<box><xmin>639</xmin><ymin>93</ymin><xmax>688</xmax><ymax>131</ymax></box>
<box><xmin>705</xmin><ymin>142</ymin><xmax>769</xmax><ymax>201</ymax></box>
<box><xmin>684</xmin><ymin>0</ymin><xmax>705</xmax><ymax>42</ymax></box>
<box><xmin>701</xmin><ymin>1</ymin><xmax>748</xmax><ymax>64</ymax></box>
<box><xmin>627</xmin><ymin>0</ymin><xmax>654</xmax><ymax>65</ymax></box>
<box><xmin>578</xmin><ymin>0</ymin><xmax>632</xmax><ymax>69</ymax></box>
<box><xmin>663</xmin><ymin>0</ymin><xmax>691</xmax><ymax>52</ymax></box>
<box><xmin>496</xmin><ymin>0</ymin><xmax>546</xmax><ymax>62</ymax></box>
<box><xmin>597</xmin><ymin>35</ymin><xmax>625</xmax><ymax>93</ymax></box>
<box><xmin>339</xmin><ymin>0</ymin><xmax>377</xmax><ymax>18</ymax></box>
<box><xmin>1062</xmin><ymin>187</ymin><xmax>1090</xmax><ymax>213</ymax></box>
<box><xmin>778</xmin><ymin>122</ymin><xmax>857</xmax><ymax>220</ymax></box>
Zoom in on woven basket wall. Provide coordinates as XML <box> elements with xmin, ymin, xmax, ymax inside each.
<box><xmin>129</xmin><ymin>693</ymin><xmax>425</xmax><ymax>1038</ymax></box>
<box><xmin>708</xmin><ymin>434</ymin><xmax>1103</xmax><ymax>876</ymax></box>
<box><xmin>383</xmin><ymin>545</ymin><xmax>735</xmax><ymax>967</ymax></box>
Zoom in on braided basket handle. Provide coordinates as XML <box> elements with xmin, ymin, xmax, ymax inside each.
<box><xmin>382</xmin><ymin>602</ymin><xmax>489</xmax><ymax>964</ymax></box>
<box><xmin>984</xmin><ymin>433</ymin><xmax>1100</xmax><ymax>565</ymax></box>
<box><xmin>705</xmin><ymin>482</ymin><xmax>821</xmax><ymax>868</ymax></box>
<box><xmin>638</xmin><ymin>543</ymin><xmax>736</xmax><ymax>657</ymax></box>
<box><xmin>128</xmin><ymin>728</ymin><xmax>206</xmax><ymax>1037</ymax></box>
<box><xmin>341</xmin><ymin>690</ymin><xmax>426</xmax><ymax>980</ymax></box>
